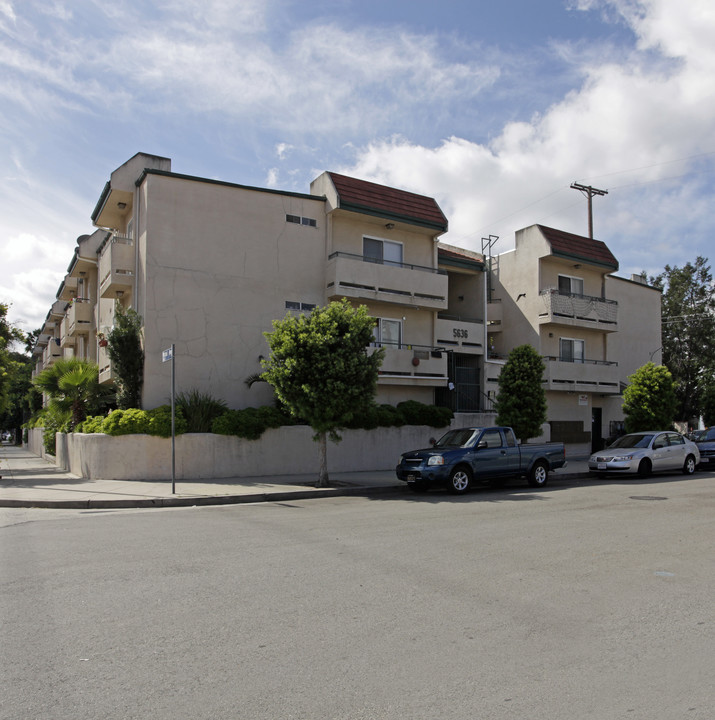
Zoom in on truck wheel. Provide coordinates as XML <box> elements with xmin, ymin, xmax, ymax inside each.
<box><xmin>447</xmin><ymin>466</ymin><xmax>472</xmax><ymax>494</ymax></box>
<box><xmin>528</xmin><ymin>461</ymin><xmax>549</xmax><ymax>487</ymax></box>
<box><xmin>682</xmin><ymin>455</ymin><xmax>697</xmax><ymax>475</ymax></box>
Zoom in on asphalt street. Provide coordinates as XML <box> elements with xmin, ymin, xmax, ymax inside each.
<box><xmin>1</xmin><ymin>471</ymin><xmax>713</xmax><ymax>720</ymax></box>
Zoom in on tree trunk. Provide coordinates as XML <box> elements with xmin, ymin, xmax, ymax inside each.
<box><xmin>316</xmin><ymin>431</ymin><xmax>329</xmax><ymax>487</ymax></box>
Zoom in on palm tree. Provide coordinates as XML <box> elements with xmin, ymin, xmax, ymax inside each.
<box><xmin>33</xmin><ymin>358</ymin><xmax>113</xmax><ymax>429</ymax></box>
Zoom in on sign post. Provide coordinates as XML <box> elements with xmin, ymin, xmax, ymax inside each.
<box><xmin>162</xmin><ymin>344</ymin><xmax>176</xmax><ymax>494</ymax></box>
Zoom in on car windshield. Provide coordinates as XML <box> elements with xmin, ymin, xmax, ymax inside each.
<box><xmin>433</xmin><ymin>429</ymin><xmax>479</xmax><ymax>448</ymax></box>
<box><xmin>608</xmin><ymin>433</ymin><xmax>654</xmax><ymax>449</ymax></box>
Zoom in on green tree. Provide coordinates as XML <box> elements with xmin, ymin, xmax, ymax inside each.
<box><xmin>262</xmin><ymin>299</ymin><xmax>384</xmax><ymax>487</ymax></box>
<box><xmin>495</xmin><ymin>344</ymin><xmax>547</xmax><ymax>442</ymax></box>
<box><xmin>651</xmin><ymin>256</ymin><xmax>715</xmax><ymax>422</ymax></box>
<box><xmin>622</xmin><ymin>362</ymin><xmax>677</xmax><ymax>433</ymax></box>
<box><xmin>33</xmin><ymin>358</ymin><xmax>112</xmax><ymax>429</ymax></box>
<box><xmin>0</xmin><ymin>351</ymin><xmax>36</xmax><ymax>439</ymax></box>
<box><xmin>700</xmin><ymin>380</ymin><xmax>715</xmax><ymax>428</ymax></box>
<box><xmin>106</xmin><ymin>302</ymin><xmax>144</xmax><ymax>409</ymax></box>
<box><xmin>1</xmin><ymin>303</ymin><xmax>24</xmax><ymax>401</ymax></box>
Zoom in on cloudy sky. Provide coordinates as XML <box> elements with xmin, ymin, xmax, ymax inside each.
<box><xmin>2</xmin><ymin>0</ymin><xmax>714</xmax><ymax>334</ymax></box>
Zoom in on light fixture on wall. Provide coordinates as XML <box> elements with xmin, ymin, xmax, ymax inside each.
<box><xmin>116</xmin><ymin>290</ymin><xmax>124</xmax><ymax>298</ymax></box>
<box><xmin>384</xmin><ymin>223</ymin><xmax>395</xmax><ymax>230</ymax></box>
<box><xmin>117</xmin><ymin>202</ymin><xmax>127</xmax><ymax>209</ymax></box>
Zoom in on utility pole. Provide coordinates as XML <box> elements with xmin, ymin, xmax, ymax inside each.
<box><xmin>570</xmin><ymin>182</ymin><xmax>608</xmax><ymax>239</ymax></box>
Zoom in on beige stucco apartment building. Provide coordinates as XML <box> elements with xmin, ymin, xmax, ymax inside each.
<box><xmin>35</xmin><ymin>153</ymin><xmax>490</xmax><ymax>412</ymax></box>
<box><xmin>487</xmin><ymin>224</ymin><xmax>661</xmax><ymax>451</ymax></box>
<box><xmin>33</xmin><ymin>153</ymin><xmax>660</xmax><ymax>452</ymax></box>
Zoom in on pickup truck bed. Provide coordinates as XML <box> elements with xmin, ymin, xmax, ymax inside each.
<box><xmin>396</xmin><ymin>426</ymin><xmax>567</xmax><ymax>493</ymax></box>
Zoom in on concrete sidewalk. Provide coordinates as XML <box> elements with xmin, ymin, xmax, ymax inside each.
<box><xmin>0</xmin><ymin>443</ymin><xmax>592</xmax><ymax>509</ymax></box>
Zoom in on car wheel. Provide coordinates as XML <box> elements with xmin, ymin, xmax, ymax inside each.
<box><xmin>682</xmin><ymin>455</ymin><xmax>697</xmax><ymax>475</ymax></box>
<box><xmin>527</xmin><ymin>460</ymin><xmax>549</xmax><ymax>487</ymax></box>
<box><xmin>447</xmin><ymin>466</ymin><xmax>472</xmax><ymax>494</ymax></box>
<box><xmin>637</xmin><ymin>458</ymin><xmax>652</xmax><ymax>478</ymax></box>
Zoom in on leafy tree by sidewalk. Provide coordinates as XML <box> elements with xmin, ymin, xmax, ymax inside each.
<box><xmin>261</xmin><ymin>299</ymin><xmax>384</xmax><ymax>487</ymax></box>
<box><xmin>651</xmin><ymin>256</ymin><xmax>715</xmax><ymax>422</ymax></box>
<box><xmin>622</xmin><ymin>362</ymin><xmax>677</xmax><ymax>433</ymax></box>
<box><xmin>107</xmin><ymin>302</ymin><xmax>144</xmax><ymax>409</ymax></box>
<box><xmin>495</xmin><ymin>344</ymin><xmax>547</xmax><ymax>442</ymax></box>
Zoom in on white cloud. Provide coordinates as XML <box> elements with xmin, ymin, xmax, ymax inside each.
<box><xmin>265</xmin><ymin>167</ymin><xmax>279</xmax><ymax>187</ymax></box>
<box><xmin>340</xmin><ymin>0</ymin><xmax>715</xmax><ymax>277</ymax></box>
<box><xmin>276</xmin><ymin>143</ymin><xmax>293</xmax><ymax>160</ymax></box>
<box><xmin>0</xmin><ymin>0</ymin><xmax>15</xmax><ymax>22</ymax></box>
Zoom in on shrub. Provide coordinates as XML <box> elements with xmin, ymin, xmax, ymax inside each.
<box><xmin>76</xmin><ymin>415</ymin><xmax>106</xmax><ymax>434</ymax></box>
<box><xmin>147</xmin><ymin>405</ymin><xmax>187</xmax><ymax>437</ymax></box>
<box><xmin>98</xmin><ymin>407</ymin><xmax>187</xmax><ymax>437</ymax></box>
<box><xmin>396</xmin><ymin>400</ymin><xmax>453</xmax><ymax>428</ymax></box>
<box><xmin>176</xmin><ymin>389</ymin><xmax>228</xmax><ymax>433</ymax></box>
<box><xmin>101</xmin><ymin>409</ymin><xmax>150</xmax><ymax>436</ymax></box>
<box><xmin>212</xmin><ymin>406</ymin><xmax>289</xmax><ymax>440</ymax></box>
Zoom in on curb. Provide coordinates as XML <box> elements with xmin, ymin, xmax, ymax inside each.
<box><xmin>0</xmin><ymin>473</ymin><xmax>595</xmax><ymax>510</ymax></box>
<box><xmin>0</xmin><ymin>483</ymin><xmax>405</xmax><ymax>510</ymax></box>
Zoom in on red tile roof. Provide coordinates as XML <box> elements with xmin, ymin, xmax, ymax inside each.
<box><xmin>537</xmin><ymin>225</ymin><xmax>618</xmax><ymax>271</ymax></box>
<box><xmin>327</xmin><ymin>172</ymin><xmax>448</xmax><ymax>232</ymax></box>
<box><xmin>438</xmin><ymin>247</ymin><xmax>484</xmax><ymax>270</ymax></box>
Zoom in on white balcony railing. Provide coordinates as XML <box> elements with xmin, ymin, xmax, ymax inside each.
<box><xmin>539</xmin><ymin>288</ymin><xmax>618</xmax><ymax>331</ymax></box>
<box><xmin>326</xmin><ymin>252</ymin><xmax>448</xmax><ymax>310</ymax></box>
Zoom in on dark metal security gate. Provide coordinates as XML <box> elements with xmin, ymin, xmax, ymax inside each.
<box><xmin>435</xmin><ymin>353</ymin><xmax>481</xmax><ymax>412</ymax></box>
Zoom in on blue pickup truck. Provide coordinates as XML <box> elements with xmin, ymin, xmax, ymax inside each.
<box><xmin>396</xmin><ymin>426</ymin><xmax>567</xmax><ymax>493</ymax></box>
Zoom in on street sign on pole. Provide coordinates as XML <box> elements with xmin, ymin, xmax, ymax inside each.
<box><xmin>162</xmin><ymin>344</ymin><xmax>176</xmax><ymax>494</ymax></box>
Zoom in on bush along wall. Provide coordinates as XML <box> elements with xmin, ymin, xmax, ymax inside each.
<box><xmin>75</xmin><ymin>401</ymin><xmax>453</xmax><ymax>441</ymax></box>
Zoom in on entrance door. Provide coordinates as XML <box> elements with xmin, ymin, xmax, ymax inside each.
<box><xmin>591</xmin><ymin>407</ymin><xmax>603</xmax><ymax>453</ymax></box>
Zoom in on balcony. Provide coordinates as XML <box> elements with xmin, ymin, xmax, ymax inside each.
<box><xmin>43</xmin><ymin>340</ymin><xmax>62</xmax><ymax>366</ymax></box>
<box><xmin>368</xmin><ymin>343</ymin><xmax>447</xmax><ymax>387</ymax></box>
<box><xmin>487</xmin><ymin>299</ymin><xmax>503</xmax><ymax>332</ymax></box>
<box><xmin>326</xmin><ymin>252</ymin><xmax>448</xmax><ymax>310</ymax></box>
<box><xmin>435</xmin><ymin>314</ymin><xmax>484</xmax><ymax>354</ymax></box>
<box><xmin>99</xmin><ymin>235</ymin><xmax>135</xmax><ymax>298</ymax></box>
<box><xmin>98</xmin><ymin>345</ymin><xmax>115</xmax><ymax>385</ymax></box>
<box><xmin>538</xmin><ymin>288</ymin><xmax>618</xmax><ymax>332</ymax></box>
<box><xmin>543</xmin><ymin>356</ymin><xmax>620</xmax><ymax>394</ymax></box>
<box><xmin>59</xmin><ymin>316</ymin><xmax>75</xmax><ymax>348</ymax></box>
<box><xmin>67</xmin><ymin>299</ymin><xmax>94</xmax><ymax>336</ymax></box>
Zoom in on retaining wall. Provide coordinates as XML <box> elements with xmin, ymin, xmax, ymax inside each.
<box><xmin>39</xmin><ymin>413</ymin><xmax>498</xmax><ymax>481</ymax></box>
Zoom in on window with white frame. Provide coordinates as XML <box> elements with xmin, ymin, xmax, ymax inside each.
<box><xmin>286</xmin><ymin>214</ymin><xmax>317</xmax><ymax>227</ymax></box>
<box><xmin>363</xmin><ymin>237</ymin><xmax>403</xmax><ymax>267</ymax></box>
<box><xmin>372</xmin><ymin>317</ymin><xmax>402</xmax><ymax>348</ymax></box>
<box><xmin>558</xmin><ymin>274</ymin><xmax>584</xmax><ymax>296</ymax></box>
<box><xmin>560</xmin><ymin>337</ymin><xmax>585</xmax><ymax>363</ymax></box>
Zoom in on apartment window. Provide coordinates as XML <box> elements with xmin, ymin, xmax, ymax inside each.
<box><xmin>363</xmin><ymin>237</ymin><xmax>403</xmax><ymax>267</ymax></box>
<box><xmin>372</xmin><ymin>318</ymin><xmax>402</xmax><ymax>348</ymax></box>
<box><xmin>285</xmin><ymin>301</ymin><xmax>317</xmax><ymax>312</ymax></box>
<box><xmin>558</xmin><ymin>274</ymin><xmax>584</xmax><ymax>296</ymax></box>
<box><xmin>286</xmin><ymin>214</ymin><xmax>316</xmax><ymax>227</ymax></box>
<box><xmin>560</xmin><ymin>338</ymin><xmax>585</xmax><ymax>363</ymax></box>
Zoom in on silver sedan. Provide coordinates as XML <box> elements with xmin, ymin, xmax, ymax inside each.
<box><xmin>589</xmin><ymin>431</ymin><xmax>700</xmax><ymax>477</ymax></box>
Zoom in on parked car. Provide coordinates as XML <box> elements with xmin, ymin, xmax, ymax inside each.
<box><xmin>589</xmin><ymin>431</ymin><xmax>699</xmax><ymax>477</ymax></box>
<box><xmin>395</xmin><ymin>426</ymin><xmax>567</xmax><ymax>493</ymax></box>
<box><xmin>693</xmin><ymin>427</ymin><xmax>715</xmax><ymax>467</ymax></box>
